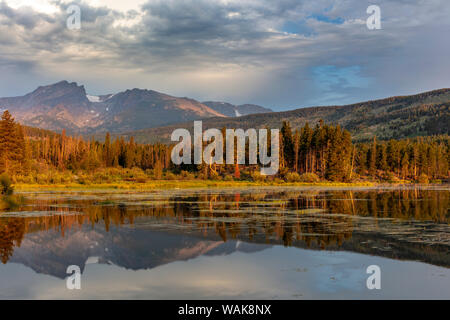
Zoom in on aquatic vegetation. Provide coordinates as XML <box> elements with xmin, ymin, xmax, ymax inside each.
<box><xmin>0</xmin><ymin>210</ymin><xmax>81</xmax><ymax>218</ymax></box>
<box><xmin>0</xmin><ymin>195</ymin><xmax>24</xmax><ymax>210</ymax></box>
<box><xmin>0</xmin><ymin>186</ymin><xmax>448</xmax><ymax>268</ymax></box>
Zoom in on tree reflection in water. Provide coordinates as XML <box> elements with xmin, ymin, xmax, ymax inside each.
<box><xmin>0</xmin><ymin>187</ymin><xmax>449</xmax><ymax>267</ymax></box>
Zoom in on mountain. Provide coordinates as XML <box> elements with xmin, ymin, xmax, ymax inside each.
<box><xmin>10</xmin><ymin>226</ymin><xmax>268</xmax><ymax>279</ymax></box>
<box><xmin>0</xmin><ymin>81</ymin><xmax>94</xmax><ymax>132</ymax></box>
<box><xmin>0</xmin><ymin>81</ymin><xmax>227</xmax><ymax>133</ymax></box>
<box><xmin>2</xmin><ymin>82</ymin><xmax>448</xmax><ymax>141</ymax></box>
<box><xmin>202</xmin><ymin>101</ymin><xmax>272</xmax><ymax>117</ymax></box>
<box><xmin>0</xmin><ymin>81</ymin><xmax>274</xmax><ymax>134</ymax></box>
<box><xmin>8</xmin><ymin>211</ymin><xmax>449</xmax><ymax>280</ymax></box>
<box><xmin>89</xmin><ymin>88</ymin><xmax>226</xmax><ymax>133</ymax></box>
<box><xmin>120</xmin><ymin>88</ymin><xmax>450</xmax><ymax>144</ymax></box>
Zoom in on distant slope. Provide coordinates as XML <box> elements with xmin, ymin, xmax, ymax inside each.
<box><xmin>119</xmin><ymin>88</ymin><xmax>450</xmax><ymax>144</ymax></box>
<box><xmin>202</xmin><ymin>101</ymin><xmax>272</xmax><ymax>117</ymax></box>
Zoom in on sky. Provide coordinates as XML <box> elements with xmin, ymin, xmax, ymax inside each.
<box><xmin>0</xmin><ymin>0</ymin><xmax>449</xmax><ymax>111</ymax></box>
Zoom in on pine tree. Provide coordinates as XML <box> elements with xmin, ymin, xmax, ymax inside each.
<box><xmin>125</xmin><ymin>137</ymin><xmax>136</xmax><ymax>168</ymax></box>
<box><xmin>300</xmin><ymin>123</ymin><xmax>313</xmax><ymax>173</ymax></box>
<box><xmin>401</xmin><ymin>152</ymin><xmax>409</xmax><ymax>179</ymax></box>
<box><xmin>357</xmin><ymin>144</ymin><xmax>368</xmax><ymax>175</ymax></box>
<box><xmin>104</xmin><ymin>132</ymin><xmax>112</xmax><ymax>167</ymax></box>
<box><xmin>377</xmin><ymin>144</ymin><xmax>388</xmax><ymax>171</ymax></box>
<box><xmin>0</xmin><ymin>111</ymin><xmax>25</xmax><ymax>172</ymax></box>
<box><xmin>387</xmin><ymin>140</ymin><xmax>400</xmax><ymax>175</ymax></box>
<box><xmin>325</xmin><ymin>126</ymin><xmax>352</xmax><ymax>182</ymax></box>
<box><xmin>293</xmin><ymin>129</ymin><xmax>300</xmax><ymax>172</ymax></box>
<box><xmin>368</xmin><ymin>137</ymin><xmax>377</xmax><ymax>177</ymax></box>
<box><xmin>281</xmin><ymin>121</ymin><xmax>294</xmax><ymax>168</ymax></box>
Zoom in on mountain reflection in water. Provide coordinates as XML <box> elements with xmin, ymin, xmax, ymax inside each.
<box><xmin>0</xmin><ymin>186</ymin><xmax>449</xmax><ymax>299</ymax></box>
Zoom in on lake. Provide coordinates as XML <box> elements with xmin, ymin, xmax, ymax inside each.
<box><xmin>0</xmin><ymin>186</ymin><xmax>449</xmax><ymax>299</ymax></box>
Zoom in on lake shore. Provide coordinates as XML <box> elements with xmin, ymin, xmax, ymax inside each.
<box><xmin>1</xmin><ymin>186</ymin><xmax>449</xmax><ymax>299</ymax></box>
<box><xmin>11</xmin><ymin>180</ymin><xmax>437</xmax><ymax>191</ymax></box>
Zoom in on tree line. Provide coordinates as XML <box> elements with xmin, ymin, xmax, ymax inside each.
<box><xmin>280</xmin><ymin>120</ymin><xmax>449</xmax><ymax>182</ymax></box>
<box><xmin>0</xmin><ymin>110</ymin><xmax>448</xmax><ymax>182</ymax></box>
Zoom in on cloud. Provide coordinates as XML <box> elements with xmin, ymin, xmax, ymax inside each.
<box><xmin>0</xmin><ymin>0</ymin><xmax>449</xmax><ymax>109</ymax></box>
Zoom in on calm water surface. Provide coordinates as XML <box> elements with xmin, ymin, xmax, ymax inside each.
<box><xmin>0</xmin><ymin>186</ymin><xmax>449</xmax><ymax>299</ymax></box>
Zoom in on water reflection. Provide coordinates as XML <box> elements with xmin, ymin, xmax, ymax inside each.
<box><xmin>1</xmin><ymin>186</ymin><xmax>448</xmax><ymax>272</ymax></box>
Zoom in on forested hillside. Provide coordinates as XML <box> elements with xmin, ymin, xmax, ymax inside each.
<box><xmin>1</xmin><ymin>110</ymin><xmax>448</xmax><ymax>185</ymax></box>
<box><xmin>121</xmin><ymin>88</ymin><xmax>450</xmax><ymax>144</ymax></box>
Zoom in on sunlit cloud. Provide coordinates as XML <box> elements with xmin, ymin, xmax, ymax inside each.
<box><xmin>4</xmin><ymin>0</ymin><xmax>59</xmax><ymax>13</ymax></box>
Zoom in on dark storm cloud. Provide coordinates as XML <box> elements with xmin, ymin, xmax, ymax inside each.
<box><xmin>0</xmin><ymin>0</ymin><xmax>449</xmax><ymax>109</ymax></box>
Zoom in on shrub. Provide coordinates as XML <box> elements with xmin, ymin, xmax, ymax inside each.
<box><xmin>13</xmin><ymin>175</ymin><xmax>34</xmax><ymax>184</ymax></box>
<box><xmin>278</xmin><ymin>167</ymin><xmax>290</xmax><ymax>178</ymax></box>
<box><xmin>129</xmin><ymin>167</ymin><xmax>145</xmax><ymax>177</ymax></box>
<box><xmin>165</xmin><ymin>172</ymin><xmax>178</xmax><ymax>180</ymax></box>
<box><xmin>208</xmin><ymin>171</ymin><xmax>220</xmax><ymax>180</ymax></box>
<box><xmin>196</xmin><ymin>172</ymin><xmax>208</xmax><ymax>180</ymax></box>
<box><xmin>418</xmin><ymin>174</ymin><xmax>429</xmax><ymax>184</ymax></box>
<box><xmin>36</xmin><ymin>174</ymin><xmax>49</xmax><ymax>184</ymax></box>
<box><xmin>251</xmin><ymin>171</ymin><xmax>266</xmax><ymax>182</ymax></box>
<box><xmin>180</xmin><ymin>171</ymin><xmax>195</xmax><ymax>180</ymax></box>
<box><xmin>0</xmin><ymin>173</ymin><xmax>14</xmax><ymax>195</ymax></box>
<box><xmin>285</xmin><ymin>172</ymin><xmax>301</xmax><ymax>182</ymax></box>
<box><xmin>93</xmin><ymin>172</ymin><xmax>112</xmax><ymax>183</ymax></box>
<box><xmin>298</xmin><ymin>173</ymin><xmax>320</xmax><ymax>183</ymax></box>
<box><xmin>223</xmin><ymin>175</ymin><xmax>233</xmax><ymax>181</ymax></box>
<box><xmin>382</xmin><ymin>171</ymin><xmax>395</xmax><ymax>182</ymax></box>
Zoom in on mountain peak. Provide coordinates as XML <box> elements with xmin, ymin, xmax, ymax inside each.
<box><xmin>37</xmin><ymin>80</ymin><xmax>82</xmax><ymax>89</ymax></box>
<box><xmin>31</xmin><ymin>80</ymin><xmax>87</xmax><ymax>98</ymax></box>
<box><xmin>121</xmin><ymin>88</ymin><xmax>160</xmax><ymax>96</ymax></box>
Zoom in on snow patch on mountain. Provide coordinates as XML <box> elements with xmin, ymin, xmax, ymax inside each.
<box><xmin>85</xmin><ymin>256</ymin><xmax>100</xmax><ymax>265</ymax></box>
<box><xmin>87</xmin><ymin>95</ymin><xmax>101</xmax><ymax>103</ymax></box>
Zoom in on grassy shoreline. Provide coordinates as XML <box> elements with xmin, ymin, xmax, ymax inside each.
<box><xmin>11</xmin><ymin>180</ymin><xmax>407</xmax><ymax>191</ymax></box>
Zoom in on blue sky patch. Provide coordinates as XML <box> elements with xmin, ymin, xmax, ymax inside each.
<box><xmin>313</xmin><ymin>65</ymin><xmax>372</xmax><ymax>90</ymax></box>
<box><xmin>309</xmin><ymin>14</ymin><xmax>344</xmax><ymax>25</ymax></box>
